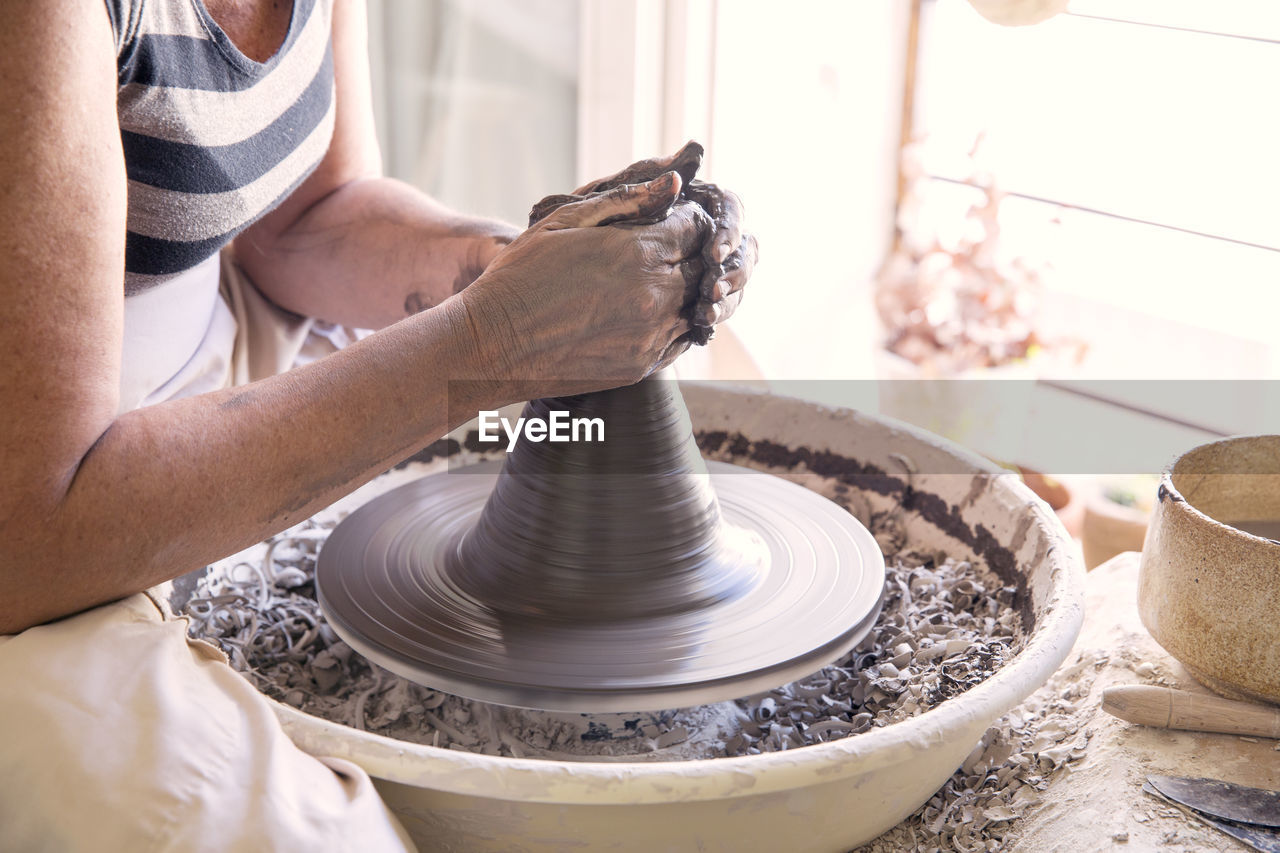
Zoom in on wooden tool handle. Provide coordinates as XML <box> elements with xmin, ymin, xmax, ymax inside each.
<box><xmin>1102</xmin><ymin>685</ymin><xmax>1280</xmax><ymax>738</ymax></box>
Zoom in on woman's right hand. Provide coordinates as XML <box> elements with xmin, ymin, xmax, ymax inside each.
<box><xmin>456</xmin><ymin>172</ymin><xmax>712</xmax><ymax>398</ymax></box>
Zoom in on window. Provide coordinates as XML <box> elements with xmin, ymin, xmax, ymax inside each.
<box><xmin>367</xmin><ymin>0</ymin><xmax>579</xmax><ymax>225</ymax></box>
<box><xmin>364</xmin><ymin>1</ymin><xmax>1280</xmax><ymax>470</ymax></box>
<box><xmin>914</xmin><ymin>0</ymin><xmax>1280</xmax><ymax>380</ymax></box>
<box><xmin>885</xmin><ymin>0</ymin><xmax>1280</xmax><ymax>468</ymax></box>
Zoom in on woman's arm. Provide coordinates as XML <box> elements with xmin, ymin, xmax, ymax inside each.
<box><xmin>0</xmin><ymin>0</ymin><xmax>700</xmax><ymax>634</ymax></box>
<box><xmin>233</xmin><ymin>0</ymin><xmax>518</xmax><ymax>329</ymax></box>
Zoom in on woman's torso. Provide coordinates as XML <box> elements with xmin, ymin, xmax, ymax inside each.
<box><xmin>106</xmin><ymin>0</ymin><xmax>335</xmax><ymax>411</ymax></box>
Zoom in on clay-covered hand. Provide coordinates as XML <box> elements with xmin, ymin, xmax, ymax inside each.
<box><xmin>458</xmin><ymin>172</ymin><xmax>710</xmax><ymax>397</ymax></box>
<box><xmin>535</xmin><ymin>141</ymin><xmax>757</xmax><ymax>346</ymax></box>
<box><xmin>696</xmin><ymin>188</ymin><xmax>755</xmax><ymax>331</ymax></box>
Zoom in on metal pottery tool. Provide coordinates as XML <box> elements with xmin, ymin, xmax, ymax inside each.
<box><xmin>1143</xmin><ymin>775</ymin><xmax>1280</xmax><ymax>853</ymax></box>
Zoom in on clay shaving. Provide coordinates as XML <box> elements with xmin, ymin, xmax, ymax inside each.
<box><xmin>184</xmin><ymin>463</ymin><xmax>1025</xmax><ymax>750</ymax></box>
<box><xmin>186</xmin><ymin>525</ymin><xmax>1017</xmax><ymax>754</ymax></box>
<box><xmin>856</xmin><ymin>649</ymin><xmax>1101</xmax><ymax>852</ymax></box>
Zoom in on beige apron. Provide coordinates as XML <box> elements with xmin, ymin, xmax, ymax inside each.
<box><xmin>0</xmin><ymin>252</ymin><xmax>413</xmax><ymax>852</ymax></box>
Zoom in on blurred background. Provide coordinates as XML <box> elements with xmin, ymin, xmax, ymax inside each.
<box><xmin>365</xmin><ymin>0</ymin><xmax>897</xmax><ymax>382</ymax></box>
<box><xmin>364</xmin><ymin>0</ymin><xmax>1280</xmax><ymax>550</ymax></box>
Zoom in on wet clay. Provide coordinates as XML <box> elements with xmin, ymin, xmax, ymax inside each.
<box><xmin>315</xmin><ymin>378</ymin><xmax>886</xmax><ymax>711</ymax></box>
<box><xmin>528</xmin><ymin>140</ymin><xmax>726</xmax><ymax>347</ymax></box>
<box><xmin>450</xmin><ymin>379</ymin><xmax>762</xmax><ymax>621</ymax></box>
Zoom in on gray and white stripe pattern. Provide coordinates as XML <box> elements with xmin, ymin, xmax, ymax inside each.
<box><xmin>107</xmin><ymin>0</ymin><xmax>335</xmax><ymax>296</ymax></box>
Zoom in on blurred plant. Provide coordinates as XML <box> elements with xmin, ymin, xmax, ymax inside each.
<box><xmin>876</xmin><ymin>135</ymin><xmax>1079</xmax><ymax>375</ymax></box>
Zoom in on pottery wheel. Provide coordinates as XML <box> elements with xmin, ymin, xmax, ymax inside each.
<box><xmin>317</xmin><ymin>460</ymin><xmax>885</xmax><ymax>711</ymax></box>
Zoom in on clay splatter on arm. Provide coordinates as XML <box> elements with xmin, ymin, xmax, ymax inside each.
<box><xmin>404</xmin><ymin>292</ymin><xmax>429</xmax><ymax>316</ymax></box>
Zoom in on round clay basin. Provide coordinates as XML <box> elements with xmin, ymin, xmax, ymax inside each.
<box><xmin>272</xmin><ymin>384</ymin><xmax>1084</xmax><ymax>852</ymax></box>
<box><xmin>1139</xmin><ymin>434</ymin><xmax>1280</xmax><ymax>705</ymax></box>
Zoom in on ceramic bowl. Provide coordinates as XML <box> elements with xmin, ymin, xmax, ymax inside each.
<box><xmin>1139</xmin><ymin>435</ymin><xmax>1280</xmax><ymax>704</ymax></box>
<box><xmin>1082</xmin><ymin>488</ymin><xmax>1149</xmax><ymax>570</ymax></box>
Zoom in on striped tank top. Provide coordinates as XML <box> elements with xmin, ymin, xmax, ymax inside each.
<box><xmin>107</xmin><ymin>0</ymin><xmax>336</xmax><ymax>295</ymax></box>
<box><xmin>104</xmin><ymin>0</ymin><xmax>335</xmax><ymax>410</ymax></box>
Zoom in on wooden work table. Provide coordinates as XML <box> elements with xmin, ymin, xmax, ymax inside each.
<box><xmin>1005</xmin><ymin>552</ymin><xmax>1279</xmax><ymax>852</ymax></box>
